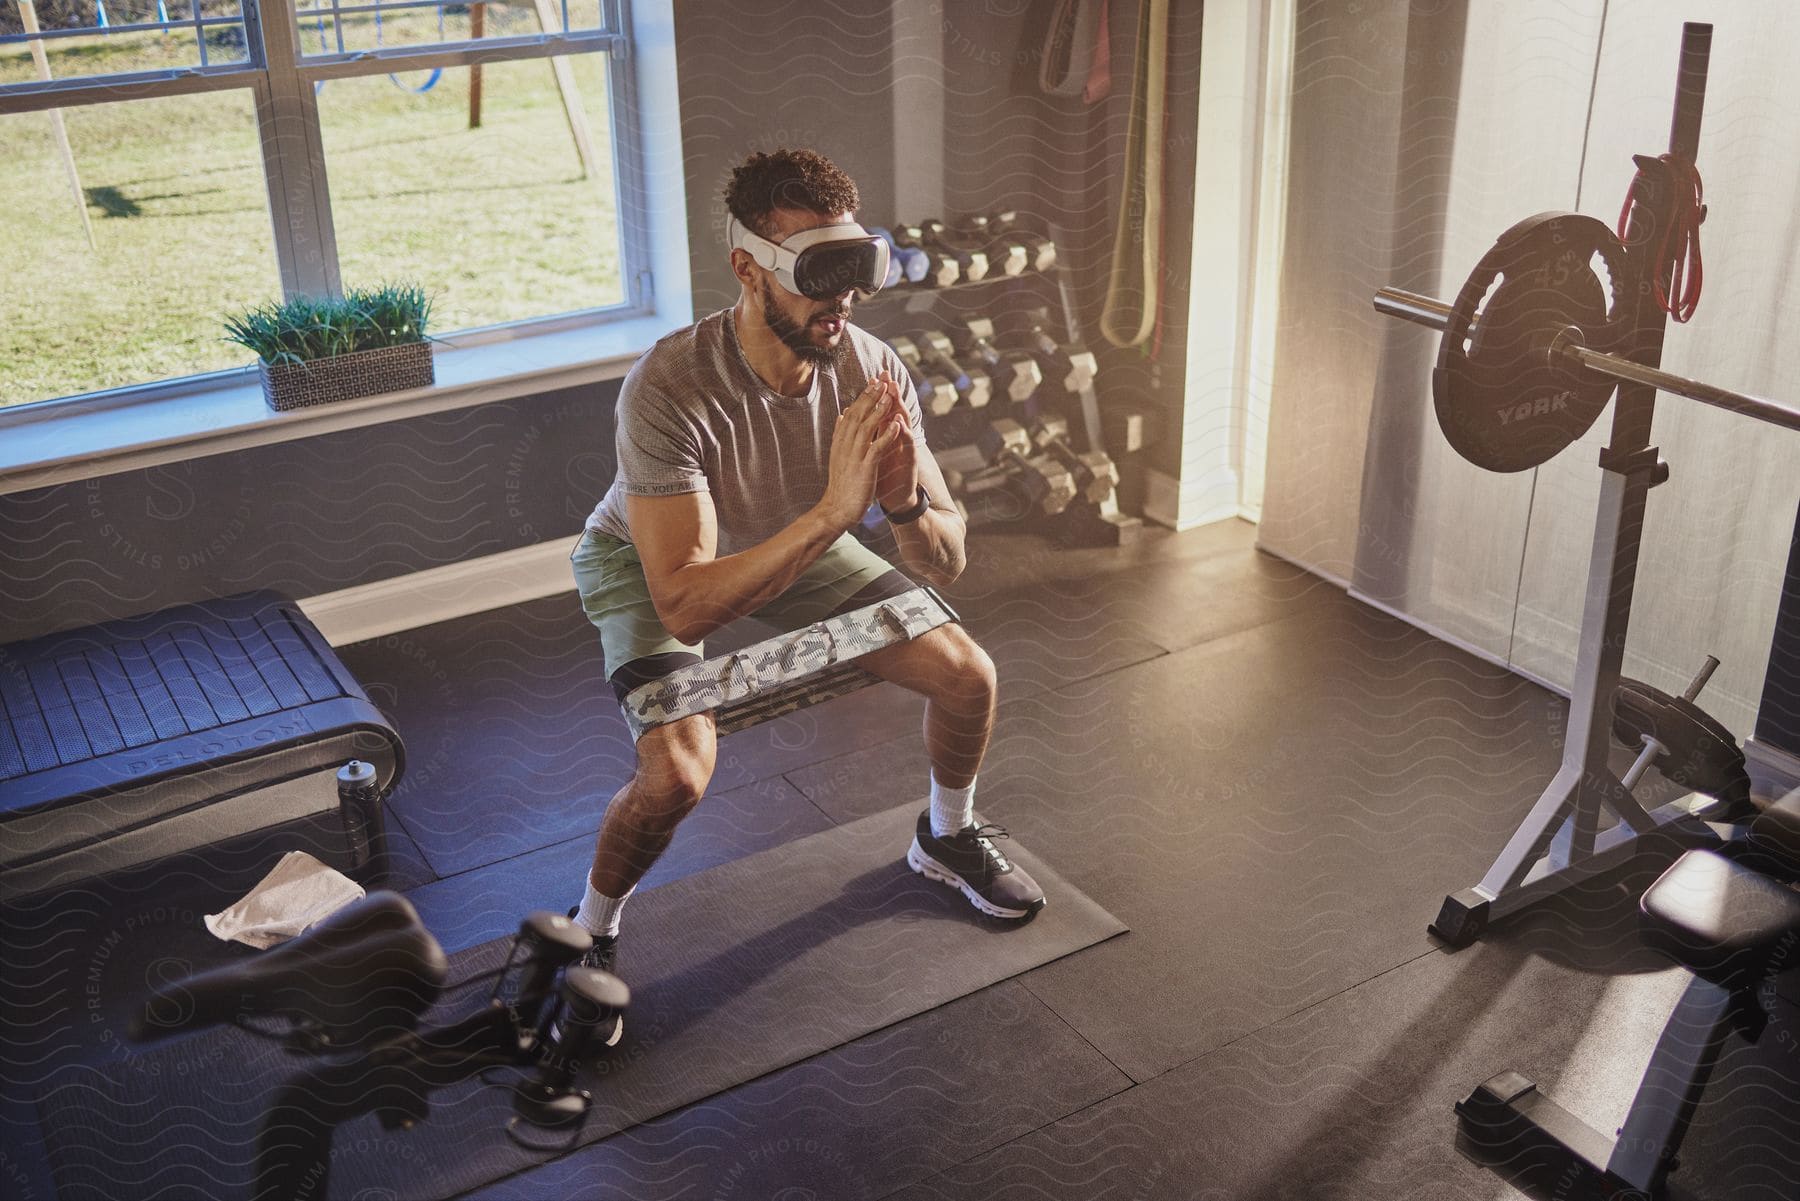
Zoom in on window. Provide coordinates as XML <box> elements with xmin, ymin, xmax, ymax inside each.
<box><xmin>0</xmin><ymin>0</ymin><xmax>643</xmax><ymax>410</ymax></box>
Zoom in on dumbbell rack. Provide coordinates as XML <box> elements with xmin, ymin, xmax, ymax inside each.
<box><xmin>857</xmin><ymin>227</ymin><xmax>1144</xmax><ymax>545</ymax></box>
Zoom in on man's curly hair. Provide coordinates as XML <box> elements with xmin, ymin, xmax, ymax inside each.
<box><xmin>724</xmin><ymin>149</ymin><xmax>861</xmax><ymax>240</ymax></box>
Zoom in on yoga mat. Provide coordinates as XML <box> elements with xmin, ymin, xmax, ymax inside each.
<box><xmin>38</xmin><ymin>803</ymin><xmax>1126</xmax><ymax>1200</ymax></box>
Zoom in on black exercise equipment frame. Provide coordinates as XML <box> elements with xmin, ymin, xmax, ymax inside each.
<box><xmin>131</xmin><ymin>892</ymin><xmax>628</xmax><ymax>1201</ymax></box>
<box><xmin>1453</xmin><ymin>792</ymin><xmax>1800</xmax><ymax>1200</ymax></box>
<box><xmin>1455</xmin><ymin>972</ymin><xmax>1751</xmax><ymax>1200</ymax></box>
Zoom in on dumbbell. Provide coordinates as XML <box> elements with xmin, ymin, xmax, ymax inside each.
<box><xmin>890</xmin><ymin>225</ymin><xmax>961</xmax><ymax>287</ymax></box>
<box><xmin>919</xmin><ymin>219</ymin><xmax>991</xmax><ymax>283</ymax></box>
<box><xmin>933</xmin><ymin>442</ymin><xmax>990</xmax><ymax>496</ymax></box>
<box><xmin>514</xmin><ymin>955</ymin><xmax>629</xmax><ymax>1127</ymax></box>
<box><xmin>868</xmin><ymin>226</ymin><xmax>929</xmax><ymax>285</ymax></box>
<box><xmin>954</xmin><ymin>318</ymin><xmax>1042</xmax><ymax>404</ymax></box>
<box><xmin>977</xmin><ymin>419</ymin><xmax>1077</xmax><ymax>515</ymax></box>
<box><xmin>920</xmin><ymin>330</ymin><xmax>992</xmax><ymax>408</ymax></box>
<box><xmin>903</xmin><ymin>332</ymin><xmax>971</xmax><ymax>402</ymax></box>
<box><xmin>889</xmin><ymin>336</ymin><xmax>960</xmax><ymax>416</ymax></box>
<box><xmin>937</xmin><ymin>439</ymin><xmax>1070</xmax><ymax>525</ymax></box>
<box><xmin>938</xmin><ymin>442</ymin><xmax>1043</xmax><ymax>510</ymax></box>
<box><xmin>1103</xmin><ymin>398</ymin><xmax>1157</xmax><ymax>456</ymax></box>
<box><xmin>1028</xmin><ymin>415</ymin><xmax>1119</xmax><ymax>505</ymax></box>
<box><xmin>1021</xmin><ymin>314</ymin><xmax>1098</xmax><ymax>393</ymax></box>
<box><xmin>989</xmin><ymin>211</ymin><xmax>1058</xmax><ymax>272</ymax></box>
<box><xmin>954</xmin><ymin>216</ymin><xmax>1030</xmax><ymax>278</ymax></box>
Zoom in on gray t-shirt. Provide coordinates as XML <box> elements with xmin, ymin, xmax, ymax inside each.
<box><xmin>586</xmin><ymin>307</ymin><xmax>929</xmax><ymax>555</ymax></box>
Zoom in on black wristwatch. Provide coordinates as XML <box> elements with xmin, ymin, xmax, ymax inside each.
<box><xmin>881</xmin><ymin>484</ymin><xmax>932</xmax><ymax>525</ymax></box>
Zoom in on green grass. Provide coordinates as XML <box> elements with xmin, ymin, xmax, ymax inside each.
<box><xmin>0</xmin><ymin>12</ymin><xmax>622</xmax><ymax>408</ymax></box>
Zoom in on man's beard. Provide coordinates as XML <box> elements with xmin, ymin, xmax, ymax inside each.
<box><xmin>760</xmin><ymin>279</ymin><xmax>848</xmax><ymax>366</ymax></box>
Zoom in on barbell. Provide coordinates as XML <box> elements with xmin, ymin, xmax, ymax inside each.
<box><xmin>1374</xmin><ymin>211</ymin><xmax>1800</xmax><ymax>472</ymax></box>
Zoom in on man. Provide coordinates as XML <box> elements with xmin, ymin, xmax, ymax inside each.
<box><xmin>567</xmin><ymin>149</ymin><xmax>1045</xmax><ymax>1041</ymax></box>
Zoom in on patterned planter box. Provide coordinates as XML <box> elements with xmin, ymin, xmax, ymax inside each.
<box><xmin>259</xmin><ymin>340</ymin><xmax>435</xmax><ymax>411</ymax></box>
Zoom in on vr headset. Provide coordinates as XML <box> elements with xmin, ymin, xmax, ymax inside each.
<box><xmin>728</xmin><ymin>216</ymin><xmax>891</xmax><ymax>300</ymax></box>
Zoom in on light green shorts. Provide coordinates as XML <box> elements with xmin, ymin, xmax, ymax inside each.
<box><xmin>570</xmin><ymin>528</ymin><xmax>914</xmax><ymax>694</ymax></box>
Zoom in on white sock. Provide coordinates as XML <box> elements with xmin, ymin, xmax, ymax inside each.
<box><xmin>930</xmin><ymin>774</ymin><xmax>976</xmax><ymax>837</ymax></box>
<box><xmin>575</xmin><ymin>879</ymin><xmax>633</xmax><ymax>939</ymax></box>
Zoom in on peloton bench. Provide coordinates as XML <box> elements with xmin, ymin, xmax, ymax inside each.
<box><xmin>618</xmin><ymin>586</ymin><xmax>961</xmax><ymax>739</ymax></box>
<box><xmin>0</xmin><ymin>590</ymin><xmax>403</xmax><ymax>900</ymax></box>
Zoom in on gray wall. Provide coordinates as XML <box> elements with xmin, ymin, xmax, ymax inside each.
<box><xmin>0</xmin><ymin>384</ymin><xmax>618</xmax><ymax>644</ymax></box>
<box><xmin>674</xmin><ymin>0</ymin><xmax>899</xmax><ymax>315</ymax></box>
<box><xmin>925</xmin><ymin>0</ymin><xmax>1205</xmax><ymax>488</ymax></box>
<box><xmin>1252</xmin><ymin>0</ymin><xmax>1797</xmax><ymax>760</ymax></box>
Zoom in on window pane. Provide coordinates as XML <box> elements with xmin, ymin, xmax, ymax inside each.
<box><xmin>0</xmin><ymin>0</ymin><xmax>251</xmax><ymax>87</ymax></box>
<box><xmin>0</xmin><ymin>90</ymin><xmax>279</xmax><ymax>408</ymax></box>
<box><xmin>293</xmin><ymin>0</ymin><xmax>603</xmax><ymax>58</ymax></box>
<box><xmin>315</xmin><ymin>55</ymin><xmax>623</xmax><ymax>332</ymax></box>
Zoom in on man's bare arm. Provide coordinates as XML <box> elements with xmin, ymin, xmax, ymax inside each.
<box><xmin>630</xmin><ymin>378</ymin><xmax>900</xmax><ymax>643</ymax></box>
<box><xmin>627</xmin><ymin>491</ymin><xmax>844</xmax><ymax>642</ymax></box>
<box><xmin>887</xmin><ymin>449</ymin><xmax>966</xmax><ymax>587</ymax></box>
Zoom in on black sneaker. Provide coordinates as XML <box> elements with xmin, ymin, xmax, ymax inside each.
<box><xmin>564</xmin><ymin>907</ymin><xmax>624</xmax><ymax>1048</ymax></box>
<box><xmin>907</xmin><ymin>811</ymin><xmax>1047</xmax><ymax>919</ymax></box>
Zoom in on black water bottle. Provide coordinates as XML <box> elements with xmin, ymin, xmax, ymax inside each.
<box><xmin>336</xmin><ymin>759</ymin><xmax>385</xmax><ymax>879</ymax></box>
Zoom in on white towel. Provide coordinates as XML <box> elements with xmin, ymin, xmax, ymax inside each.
<box><xmin>204</xmin><ymin>851</ymin><xmax>366</xmax><ymax>949</ymax></box>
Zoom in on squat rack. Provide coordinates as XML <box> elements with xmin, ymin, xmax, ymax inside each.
<box><xmin>1372</xmin><ymin>22</ymin><xmax>1800</xmax><ymax>946</ymax></box>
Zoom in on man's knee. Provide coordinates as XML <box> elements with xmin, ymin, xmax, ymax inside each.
<box><xmin>957</xmin><ymin>634</ymin><xmax>998</xmax><ymax>702</ymax></box>
<box><xmin>920</xmin><ymin>625</ymin><xmax>997</xmax><ymax>705</ymax></box>
<box><xmin>630</xmin><ymin>716</ymin><xmax>716</xmax><ymax>820</ymax></box>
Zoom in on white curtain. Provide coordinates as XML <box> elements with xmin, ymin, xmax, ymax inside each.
<box><xmin>1260</xmin><ymin>0</ymin><xmax>1800</xmax><ymax>735</ymax></box>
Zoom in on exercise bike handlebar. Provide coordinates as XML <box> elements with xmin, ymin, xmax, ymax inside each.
<box><xmin>131</xmin><ymin>891</ymin><xmax>448</xmax><ymax>1047</ymax></box>
<box><xmin>129</xmin><ymin>895</ymin><xmax>627</xmax><ymax>1201</ymax></box>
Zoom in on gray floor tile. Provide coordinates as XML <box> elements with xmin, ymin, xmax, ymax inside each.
<box><xmin>891</xmin><ymin>944</ymin><xmax>1693</xmax><ymax>1201</ymax></box>
<box><xmin>384</xmin><ymin>817</ymin><xmax>439</xmax><ymax>890</ymax></box>
<box><xmin>463</xmin><ymin>981</ymin><xmax>1131</xmax><ymax>1201</ymax></box>
<box><xmin>797</xmin><ymin>591</ymin><xmax>1607</xmax><ymax>1081</ymax></box>
<box><xmin>945</xmin><ymin>519</ymin><xmax>1336</xmax><ymax>659</ymax></box>
<box><xmin>404</xmin><ymin>774</ymin><xmax>834</xmax><ymax>953</ymax></box>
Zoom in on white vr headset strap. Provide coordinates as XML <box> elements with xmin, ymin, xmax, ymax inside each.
<box><xmin>728</xmin><ymin>216</ymin><xmax>793</xmax><ymax>276</ymax></box>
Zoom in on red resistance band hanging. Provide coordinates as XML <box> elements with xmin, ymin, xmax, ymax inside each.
<box><xmin>1616</xmin><ymin>153</ymin><xmax>1706</xmax><ymax>323</ymax></box>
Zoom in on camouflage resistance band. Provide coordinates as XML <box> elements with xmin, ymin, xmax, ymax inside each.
<box><xmin>620</xmin><ymin>586</ymin><xmax>961</xmax><ymax>741</ymax></box>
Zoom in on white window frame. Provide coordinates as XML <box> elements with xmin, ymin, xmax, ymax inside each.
<box><xmin>0</xmin><ymin>0</ymin><xmax>692</xmax><ymax>494</ymax></box>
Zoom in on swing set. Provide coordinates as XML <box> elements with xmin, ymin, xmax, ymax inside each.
<box><xmin>18</xmin><ymin>0</ymin><xmax>604</xmax><ymax>248</ymax></box>
<box><xmin>304</xmin><ymin>0</ymin><xmax>447</xmax><ymax>94</ymax></box>
<box><xmin>70</xmin><ymin>0</ymin><xmax>481</xmax><ymax>94</ymax></box>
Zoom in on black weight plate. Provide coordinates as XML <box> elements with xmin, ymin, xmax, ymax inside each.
<box><xmin>1433</xmin><ymin>212</ymin><xmax>1631</xmax><ymax>472</ymax></box>
<box><xmin>1613</xmin><ymin>678</ymin><xmax>1748</xmax><ymax>800</ymax></box>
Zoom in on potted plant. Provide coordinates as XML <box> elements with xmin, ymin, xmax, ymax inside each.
<box><xmin>223</xmin><ymin>283</ymin><xmax>438</xmax><ymax>411</ymax></box>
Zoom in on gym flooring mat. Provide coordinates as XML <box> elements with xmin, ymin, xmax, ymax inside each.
<box><xmin>33</xmin><ymin>803</ymin><xmax>1124</xmax><ymax>1200</ymax></box>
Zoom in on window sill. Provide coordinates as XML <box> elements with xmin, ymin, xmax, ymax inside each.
<box><xmin>0</xmin><ymin>312</ymin><xmax>678</xmax><ymax>498</ymax></box>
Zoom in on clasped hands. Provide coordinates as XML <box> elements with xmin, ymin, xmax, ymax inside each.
<box><xmin>820</xmin><ymin>370</ymin><xmax>921</xmax><ymax>529</ymax></box>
